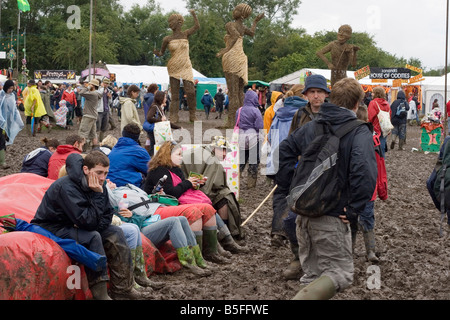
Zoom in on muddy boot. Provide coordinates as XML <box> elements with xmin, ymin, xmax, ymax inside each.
<box><xmin>98</xmin><ymin>131</ymin><xmax>105</xmax><ymax>144</ymax></box>
<box><xmin>191</xmin><ymin>244</ymin><xmax>209</xmax><ymax>269</ymax></box>
<box><xmin>176</xmin><ymin>246</ymin><xmax>211</xmax><ymax>277</ymax></box>
<box><xmin>219</xmin><ymin>112</ymin><xmax>222</xmax><ymax>119</ymax></box>
<box><xmin>132</xmin><ymin>246</ymin><xmax>165</xmax><ymax>290</ymax></box>
<box><xmin>292</xmin><ymin>275</ymin><xmax>336</xmax><ymax>300</ymax></box>
<box><xmin>398</xmin><ymin>139</ymin><xmax>405</xmax><ymax>151</ymax></box>
<box><xmin>202</xmin><ymin>228</ymin><xmax>231</xmax><ymax>264</ymax></box>
<box><xmin>247</xmin><ymin>175</ymin><xmax>257</xmax><ymax>189</ymax></box>
<box><xmin>90</xmin><ymin>281</ymin><xmax>112</xmax><ymax>300</ymax></box>
<box><xmin>109</xmin><ymin>287</ymin><xmax>153</xmax><ymax>300</ymax></box>
<box><xmin>220</xmin><ymin>234</ymin><xmax>249</xmax><ymax>254</ymax></box>
<box><xmin>390</xmin><ymin>135</ymin><xmax>397</xmax><ymax>150</ymax></box>
<box><xmin>217</xmin><ymin>242</ymin><xmax>232</xmax><ymax>259</ymax></box>
<box><xmin>362</xmin><ymin>229</ymin><xmax>379</xmax><ymax>263</ymax></box>
<box><xmin>25</xmin><ymin>124</ymin><xmax>31</xmax><ymax>136</ymax></box>
<box><xmin>0</xmin><ymin>150</ymin><xmax>10</xmax><ymax>170</ymax></box>
<box><xmin>283</xmin><ymin>259</ymin><xmax>302</xmax><ymax>280</ymax></box>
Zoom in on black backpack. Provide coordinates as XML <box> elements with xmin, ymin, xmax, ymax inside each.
<box><xmin>432</xmin><ymin>139</ymin><xmax>450</xmax><ymax>237</ymax></box>
<box><xmin>287</xmin><ymin>119</ymin><xmax>367</xmax><ymax>218</ymax></box>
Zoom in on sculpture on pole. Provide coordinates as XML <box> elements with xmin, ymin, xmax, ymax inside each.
<box><xmin>154</xmin><ymin>10</ymin><xmax>200</xmax><ymax>123</ymax></box>
<box><xmin>316</xmin><ymin>24</ymin><xmax>360</xmax><ymax>87</ymax></box>
<box><xmin>217</xmin><ymin>3</ymin><xmax>264</xmax><ymax>128</ymax></box>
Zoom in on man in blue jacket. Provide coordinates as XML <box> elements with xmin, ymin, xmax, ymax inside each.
<box><xmin>107</xmin><ymin>123</ymin><xmax>150</xmax><ymax>188</ymax></box>
<box><xmin>31</xmin><ymin>151</ymin><xmax>151</xmax><ymax>300</ymax></box>
<box><xmin>276</xmin><ymin>78</ymin><xmax>377</xmax><ymax>300</ymax></box>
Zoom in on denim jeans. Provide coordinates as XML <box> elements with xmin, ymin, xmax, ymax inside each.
<box><xmin>392</xmin><ymin>123</ymin><xmax>407</xmax><ymax>140</ymax></box>
<box><xmin>141</xmin><ymin>216</ymin><xmax>196</xmax><ymax>249</ymax></box>
<box><xmin>120</xmin><ymin>222</ymin><xmax>142</xmax><ymax>250</ymax></box>
<box><xmin>358</xmin><ymin>201</ymin><xmax>375</xmax><ymax>231</ymax></box>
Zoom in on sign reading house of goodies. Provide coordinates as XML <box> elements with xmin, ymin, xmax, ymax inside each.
<box><xmin>370</xmin><ymin>68</ymin><xmax>411</xmax><ymax>80</ymax></box>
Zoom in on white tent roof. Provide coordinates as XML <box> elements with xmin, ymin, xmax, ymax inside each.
<box><xmin>105</xmin><ymin>64</ymin><xmax>207</xmax><ymax>86</ymax></box>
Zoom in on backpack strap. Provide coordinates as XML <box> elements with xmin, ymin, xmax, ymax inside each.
<box><xmin>335</xmin><ymin>119</ymin><xmax>367</xmax><ymax>138</ymax></box>
<box><xmin>128</xmin><ymin>199</ymin><xmax>153</xmax><ymax>212</ymax></box>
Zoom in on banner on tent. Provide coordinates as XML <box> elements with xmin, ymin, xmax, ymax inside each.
<box><xmin>370</xmin><ymin>68</ymin><xmax>411</xmax><ymax>80</ymax></box>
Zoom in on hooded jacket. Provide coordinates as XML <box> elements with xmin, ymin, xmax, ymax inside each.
<box><xmin>143</xmin><ymin>92</ymin><xmax>154</xmax><ymax>119</ymax></box>
<box><xmin>263</xmin><ymin>91</ymin><xmax>282</xmax><ymax>133</ymax></box>
<box><xmin>276</xmin><ymin>103</ymin><xmax>377</xmax><ymax>218</ymax></box>
<box><xmin>31</xmin><ymin>153</ymin><xmax>114</xmax><ymax>234</ymax></box>
<box><xmin>47</xmin><ymin>145</ymin><xmax>81</xmax><ymax>180</ymax></box>
<box><xmin>236</xmin><ymin>90</ymin><xmax>264</xmax><ymax>150</ymax></box>
<box><xmin>21</xmin><ymin>147</ymin><xmax>52</xmax><ymax>177</ymax></box>
<box><xmin>266</xmin><ymin>96</ymin><xmax>308</xmax><ymax>175</ymax></box>
<box><xmin>119</xmin><ymin>97</ymin><xmax>142</xmax><ymax>132</ymax></box>
<box><xmin>390</xmin><ymin>91</ymin><xmax>410</xmax><ymax>126</ymax></box>
<box><xmin>106</xmin><ymin>137</ymin><xmax>150</xmax><ymax>188</ymax></box>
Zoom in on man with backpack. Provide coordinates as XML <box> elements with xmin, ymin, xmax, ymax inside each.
<box><xmin>390</xmin><ymin>91</ymin><xmax>410</xmax><ymax>150</ymax></box>
<box><xmin>276</xmin><ymin>78</ymin><xmax>377</xmax><ymax>300</ymax></box>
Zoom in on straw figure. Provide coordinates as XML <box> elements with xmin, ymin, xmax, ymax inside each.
<box><xmin>217</xmin><ymin>3</ymin><xmax>264</xmax><ymax>128</ymax></box>
<box><xmin>154</xmin><ymin>10</ymin><xmax>200</xmax><ymax>123</ymax></box>
<box><xmin>316</xmin><ymin>24</ymin><xmax>360</xmax><ymax>87</ymax></box>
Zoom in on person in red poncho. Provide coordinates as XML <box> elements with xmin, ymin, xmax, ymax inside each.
<box><xmin>368</xmin><ymin>86</ymin><xmax>391</xmax><ymax>158</ymax></box>
<box><xmin>47</xmin><ymin>134</ymin><xmax>85</xmax><ymax>180</ymax></box>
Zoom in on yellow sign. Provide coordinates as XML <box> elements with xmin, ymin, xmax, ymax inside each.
<box><xmin>372</xmin><ymin>79</ymin><xmax>388</xmax><ymax>83</ymax></box>
<box><xmin>354</xmin><ymin>65</ymin><xmax>371</xmax><ymax>80</ymax></box>
<box><xmin>392</xmin><ymin>79</ymin><xmax>403</xmax><ymax>87</ymax></box>
<box><xmin>405</xmin><ymin>64</ymin><xmax>423</xmax><ymax>74</ymax></box>
<box><xmin>409</xmin><ymin>73</ymin><xmax>425</xmax><ymax>84</ymax></box>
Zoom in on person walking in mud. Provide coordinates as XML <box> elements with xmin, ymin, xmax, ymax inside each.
<box><xmin>154</xmin><ymin>10</ymin><xmax>199</xmax><ymax>123</ymax></box>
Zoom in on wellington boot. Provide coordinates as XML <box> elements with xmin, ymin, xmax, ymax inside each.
<box><xmin>247</xmin><ymin>175</ymin><xmax>257</xmax><ymax>189</ymax></box>
<box><xmin>90</xmin><ymin>281</ymin><xmax>112</xmax><ymax>300</ymax></box>
<box><xmin>292</xmin><ymin>275</ymin><xmax>336</xmax><ymax>300</ymax></box>
<box><xmin>217</xmin><ymin>242</ymin><xmax>232</xmax><ymax>259</ymax></box>
<box><xmin>390</xmin><ymin>135</ymin><xmax>397</xmax><ymax>150</ymax></box>
<box><xmin>176</xmin><ymin>246</ymin><xmax>211</xmax><ymax>277</ymax></box>
<box><xmin>283</xmin><ymin>259</ymin><xmax>302</xmax><ymax>280</ymax></box>
<box><xmin>362</xmin><ymin>230</ymin><xmax>379</xmax><ymax>263</ymax></box>
<box><xmin>0</xmin><ymin>150</ymin><xmax>9</xmax><ymax>169</ymax></box>
<box><xmin>191</xmin><ymin>244</ymin><xmax>208</xmax><ymax>269</ymax></box>
<box><xmin>220</xmin><ymin>235</ymin><xmax>249</xmax><ymax>254</ymax></box>
<box><xmin>398</xmin><ymin>139</ymin><xmax>405</xmax><ymax>151</ymax></box>
<box><xmin>203</xmin><ymin>229</ymin><xmax>231</xmax><ymax>264</ymax></box>
<box><xmin>109</xmin><ymin>287</ymin><xmax>153</xmax><ymax>300</ymax></box>
<box><xmin>132</xmin><ymin>247</ymin><xmax>165</xmax><ymax>290</ymax></box>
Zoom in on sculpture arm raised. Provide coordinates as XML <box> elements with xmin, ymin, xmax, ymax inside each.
<box><xmin>185</xmin><ymin>9</ymin><xmax>200</xmax><ymax>37</ymax></box>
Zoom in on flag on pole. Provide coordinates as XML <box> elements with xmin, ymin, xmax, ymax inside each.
<box><xmin>17</xmin><ymin>0</ymin><xmax>30</xmax><ymax>12</ymax></box>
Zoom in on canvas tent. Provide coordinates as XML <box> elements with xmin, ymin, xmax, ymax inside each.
<box><xmin>421</xmin><ymin>74</ymin><xmax>450</xmax><ymax>114</ymax></box>
<box><xmin>105</xmin><ymin>64</ymin><xmax>207</xmax><ymax>90</ymax></box>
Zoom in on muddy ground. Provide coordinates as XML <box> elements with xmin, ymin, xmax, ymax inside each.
<box><xmin>1</xmin><ymin>107</ymin><xmax>449</xmax><ymax>301</ymax></box>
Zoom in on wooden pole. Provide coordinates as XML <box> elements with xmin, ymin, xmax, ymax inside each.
<box><xmin>241</xmin><ymin>185</ymin><xmax>278</xmax><ymax>227</ymax></box>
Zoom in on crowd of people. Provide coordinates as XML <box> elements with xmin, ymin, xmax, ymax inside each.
<box><xmin>0</xmin><ymin>72</ymin><xmax>448</xmax><ymax>301</ymax></box>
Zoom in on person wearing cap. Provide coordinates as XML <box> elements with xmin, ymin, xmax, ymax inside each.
<box><xmin>289</xmin><ymin>74</ymin><xmax>331</xmax><ymax>134</ymax></box>
<box><xmin>180</xmin><ymin>136</ymin><xmax>248</xmax><ymax>251</ymax></box>
<box><xmin>96</xmin><ymin>78</ymin><xmax>113</xmax><ymax>143</ymax></box>
<box><xmin>276</xmin><ymin>78</ymin><xmax>376</xmax><ymax>300</ymax></box>
<box><xmin>0</xmin><ymin>80</ymin><xmax>24</xmax><ymax>169</ymax></box>
<box><xmin>78</xmin><ymin>79</ymin><xmax>102</xmax><ymax>150</ymax></box>
<box><xmin>24</xmin><ymin>79</ymin><xmax>47</xmax><ymax>137</ymax></box>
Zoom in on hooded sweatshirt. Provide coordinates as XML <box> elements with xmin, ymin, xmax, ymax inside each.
<box><xmin>390</xmin><ymin>91</ymin><xmax>410</xmax><ymax>126</ymax></box>
<box><xmin>368</xmin><ymin>97</ymin><xmax>391</xmax><ymax>136</ymax></box>
<box><xmin>47</xmin><ymin>145</ymin><xmax>81</xmax><ymax>180</ymax></box>
<box><xmin>32</xmin><ymin>153</ymin><xmax>114</xmax><ymax>234</ymax></box>
<box><xmin>236</xmin><ymin>90</ymin><xmax>264</xmax><ymax>150</ymax></box>
<box><xmin>276</xmin><ymin>103</ymin><xmax>377</xmax><ymax>217</ymax></box>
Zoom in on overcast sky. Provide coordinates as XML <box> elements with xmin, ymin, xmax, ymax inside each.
<box><xmin>120</xmin><ymin>0</ymin><xmax>448</xmax><ymax>71</ymax></box>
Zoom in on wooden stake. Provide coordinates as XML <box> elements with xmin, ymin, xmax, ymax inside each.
<box><xmin>241</xmin><ymin>185</ymin><xmax>278</xmax><ymax>227</ymax></box>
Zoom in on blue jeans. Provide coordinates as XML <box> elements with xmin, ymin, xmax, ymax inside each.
<box><xmin>120</xmin><ymin>222</ymin><xmax>142</xmax><ymax>250</ymax></box>
<box><xmin>141</xmin><ymin>216</ymin><xmax>196</xmax><ymax>249</ymax></box>
<box><xmin>358</xmin><ymin>201</ymin><xmax>375</xmax><ymax>231</ymax></box>
<box><xmin>392</xmin><ymin>123</ymin><xmax>407</xmax><ymax>140</ymax></box>
<box><xmin>380</xmin><ymin>135</ymin><xmax>387</xmax><ymax>158</ymax></box>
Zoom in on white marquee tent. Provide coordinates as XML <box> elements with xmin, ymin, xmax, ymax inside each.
<box><xmin>105</xmin><ymin>64</ymin><xmax>207</xmax><ymax>89</ymax></box>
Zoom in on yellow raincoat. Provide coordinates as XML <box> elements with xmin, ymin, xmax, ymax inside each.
<box><xmin>263</xmin><ymin>91</ymin><xmax>282</xmax><ymax>133</ymax></box>
<box><xmin>24</xmin><ymin>85</ymin><xmax>47</xmax><ymax>118</ymax></box>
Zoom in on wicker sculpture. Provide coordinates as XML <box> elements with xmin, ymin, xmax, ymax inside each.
<box><xmin>217</xmin><ymin>4</ymin><xmax>264</xmax><ymax>128</ymax></box>
<box><xmin>316</xmin><ymin>24</ymin><xmax>360</xmax><ymax>87</ymax></box>
<box><xmin>154</xmin><ymin>10</ymin><xmax>200</xmax><ymax>123</ymax></box>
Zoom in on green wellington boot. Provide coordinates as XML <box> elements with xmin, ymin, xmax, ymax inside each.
<box><xmin>292</xmin><ymin>276</ymin><xmax>336</xmax><ymax>300</ymax></box>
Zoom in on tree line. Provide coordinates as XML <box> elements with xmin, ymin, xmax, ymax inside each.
<box><xmin>0</xmin><ymin>0</ymin><xmax>437</xmax><ymax>83</ymax></box>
